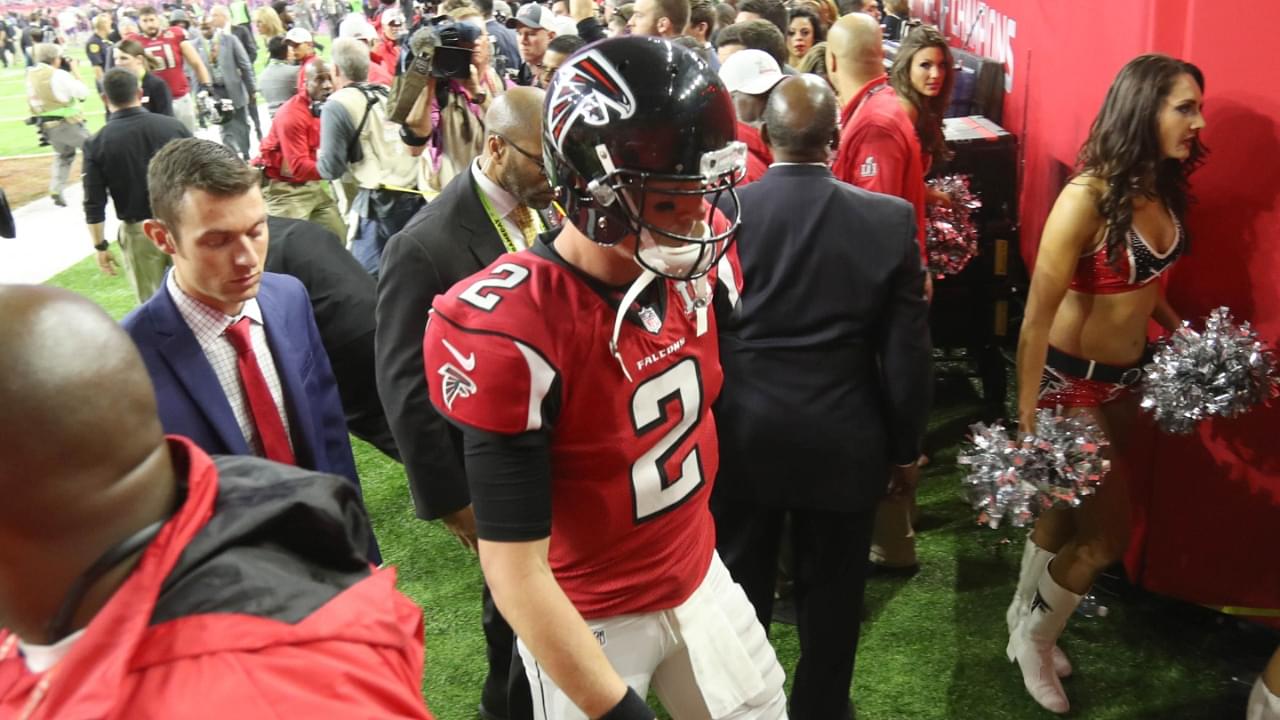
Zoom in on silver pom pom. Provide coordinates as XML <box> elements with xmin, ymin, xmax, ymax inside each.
<box><xmin>958</xmin><ymin>409</ymin><xmax>1110</xmax><ymax>529</ymax></box>
<box><xmin>925</xmin><ymin>174</ymin><xmax>982</xmax><ymax>278</ymax></box>
<box><xmin>1141</xmin><ymin>306</ymin><xmax>1280</xmax><ymax>434</ymax></box>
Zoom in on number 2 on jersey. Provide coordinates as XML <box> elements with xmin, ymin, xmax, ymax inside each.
<box><xmin>630</xmin><ymin>358</ymin><xmax>704</xmax><ymax>522</ymax></box>
<box><xmin>459</xmin><ymin>263</ymin><xmax>530</xmax><ymax>311</ymax></box>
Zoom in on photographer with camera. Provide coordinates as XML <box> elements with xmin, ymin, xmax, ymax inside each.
<box><xmin>25</xmin><ymin>43</ymin><xmax>90</xmax><ymax>207</ymax></box>
<box><xmin>409</xmin><ymin>11</ymin><xmax>510</xmax><ymax>192</ymax></box>
<box><xmin>318</xmin><ymin>38</ymin><xmax>424</xmax><ymax>277</ymax></box>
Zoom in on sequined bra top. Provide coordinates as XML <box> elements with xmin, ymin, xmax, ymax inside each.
<box><xmin>1069</xmin><ymin>209</ymin><xmax>1184</xmax><ymax>295</ymax></box>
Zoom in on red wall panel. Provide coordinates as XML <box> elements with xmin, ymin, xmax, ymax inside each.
<box><xmin>912</xmin><ymin>0</ymin><xmax>1280</xmax><ymax>619</ymax></box>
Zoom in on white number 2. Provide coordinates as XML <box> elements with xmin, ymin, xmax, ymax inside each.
<box><xmin>630</xmin><ymin>358</ymin><xmax>704</xmax><ymax>522</ymax></box>
<box><xmin>459</xmin><ymin>263</ymin><xmax>530</xmax><ymax>311</ymax></box>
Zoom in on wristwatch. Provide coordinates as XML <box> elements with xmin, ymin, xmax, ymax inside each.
<box><xmin>94</xmin><ymin>240</ymin><xmax>109</xmax><ymax>252</ymax></box>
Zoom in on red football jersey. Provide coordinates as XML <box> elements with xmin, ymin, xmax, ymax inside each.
<box><xmin>129</xmin><ymin>28</ymin><xmax>192</xmax><ymax>98</ymax></box>
<box><xmin>425</xmin><ymin>244</ymin><xmax>739</xmax><ymax>619</ymax></box>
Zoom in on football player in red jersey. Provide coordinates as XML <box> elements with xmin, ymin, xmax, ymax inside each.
<box><xmin>424</xmin><ymin>37</ymin><xmax>787</xmax><ymax>720</ymax></box>
<box><xmin>131</xmin><ymin>5</ymin><xmax>212</xmax><ymax>133</ymax></box>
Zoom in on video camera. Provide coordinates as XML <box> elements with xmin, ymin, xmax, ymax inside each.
<box><xmin>386</xmin><ymin>16</ymin><xmax>478</xmax><ymax>124</ymax></box>
<box><xmin>423</xmin><ymin>16</ymin><xmax>479</xmax><ymax>80</ymax></box>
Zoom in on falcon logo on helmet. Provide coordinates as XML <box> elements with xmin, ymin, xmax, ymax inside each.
<box><xmin>547</xmin><ymin>50</ymin><xmax>637</xmax><ymax>155</ymax></box>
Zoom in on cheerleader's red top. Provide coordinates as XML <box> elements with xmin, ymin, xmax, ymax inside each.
<box><xmin>1069</xmin><ymin>210</ymin><xmax>1184</xmax><ymax>294</ymax></box>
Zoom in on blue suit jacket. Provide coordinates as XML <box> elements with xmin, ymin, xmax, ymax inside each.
<box><xmin>122</xmin><ymin>272</ymin><xmax>359</xmax><ymax>488</ymax></box>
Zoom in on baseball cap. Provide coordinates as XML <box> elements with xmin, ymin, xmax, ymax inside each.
<box><xmin>550</xmin><ymin>14</ymin><xmax>578</xmax><ymax>37</ymax></box>
<box><xmin>284</xmin><ymin>27</ymin><xmax>313</xmax><ymax>44</ymax></box>
<box><xmin>506</xmin><ymin>3</ymin><xmax>556</xmax><ymax>31</ymax></box>
<box><xmin>338</xmin><ymin>14</ymin><xmax>378</xmax><ymax>41</ymax></box>
<box><xmin>494</xmin><ymin>0</ymin><xmax>513</xmax><ymax>19</ymax></box>
<box><xmin>718</xmin><ymin>49</ymin><xmax>785</xmax><ymax>95</ymax></box>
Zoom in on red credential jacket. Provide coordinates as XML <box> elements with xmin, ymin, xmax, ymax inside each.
<box><xmin>832</xmin><ymin>74</ymin><xmax>928</xmax><ymax>261</ymax></box>
<box><xmin>0</xmin><ymin>437</ymin><xmax>434</xmax><ymax>720</ymax></box>
<box><xmin>256</xmin><ymin>92</ymin><xmax>323</xmax><ymax>183</ymax></box>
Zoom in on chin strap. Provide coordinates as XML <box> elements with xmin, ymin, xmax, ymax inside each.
<box><xmin>610</xmin><ymin>268</ymin><xmax>658</xmax><ymax>383</ymax></box>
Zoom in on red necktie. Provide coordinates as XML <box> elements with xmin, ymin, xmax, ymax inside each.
<box><xmin>224</xmin><ymin>317</ymin><xmax>296</xmax><ymax>465</ymax></box>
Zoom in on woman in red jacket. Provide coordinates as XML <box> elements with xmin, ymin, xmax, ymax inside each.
<box><xmin>1007</xmin><ymin>54</ymin><xmax>1206</xmax><ymax>715</ymax></box>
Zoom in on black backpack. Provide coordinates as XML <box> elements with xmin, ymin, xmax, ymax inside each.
<box><xmin>345</xmin><ymin>83</ymin><xmax>390</xmax><ymax>165</ymax></box>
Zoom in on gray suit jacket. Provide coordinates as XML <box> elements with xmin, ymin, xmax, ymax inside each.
<box><xmin>195</xmin><ymin>31</ymin><xmax>255</xmax><ymax>108</ymax></box>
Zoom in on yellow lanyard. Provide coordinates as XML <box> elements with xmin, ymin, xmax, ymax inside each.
<box><xmin>477</xmin><ymin>187</ymin><xmax>547</xmax><ymax>253</ymax></box>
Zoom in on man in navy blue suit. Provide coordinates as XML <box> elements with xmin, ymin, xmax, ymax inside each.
<box><xmin>121</xmin><ymin>138</ymin><xmax>380</xmax><ymax>563</ymax></box>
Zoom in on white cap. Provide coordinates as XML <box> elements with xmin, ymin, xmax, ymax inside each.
<box><xmin>380</xmin><ymin>7</ymin><xmax>405</xmax><ymax>26</ymax></box>
<box><xmin>284</xmin><ymin>27</ymin><xmax>314</xmax><ymax>44</ymax></box>
<box><xmin>550</xmin><ymin>14</ymin><xmax>578</xmax><ymax>37</ymax></box>
<box><xmin>718</xmin><ymin>49</ymin><xmax>785</xmax><ymax>95</ymax></box>
<box><xmin>338</xmin><ymin>15</ymin><xmax>378</xmax><ymax>41</ymax></box>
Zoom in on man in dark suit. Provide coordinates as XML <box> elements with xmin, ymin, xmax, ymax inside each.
<box><xmin>265</xmin><ymin>215</ymin><xmax>398</xmax><ymax>460</ymax></box>
<box><xmin>711</xmin><ymin>76</ymin><xmax>932</xmax><ymax>720</ymax></box>
<box><xmin>376</xmin><ymin>87</ymin><xmax>552</xmax><ymax>720</ymax></box>
<box><xmin>121</xmin><ymin>138</ymin><xmax>379</xmax><ymax>563</ymax></box>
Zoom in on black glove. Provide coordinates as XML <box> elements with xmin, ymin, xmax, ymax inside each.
<box><xmin>597</xmin><ymin>688</ymin><xmax>655</xmax><ymax>720</ymax></box>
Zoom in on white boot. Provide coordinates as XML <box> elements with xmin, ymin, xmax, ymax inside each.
<box><xmin>1248</xmin><ymin>675</ymin><xmax>1280</xmax><ymax>720</ymax></box>
<box><xmin>1007</xmin><ymin>536</ymin><xmax>1073</xmax><ymax>677</ymax></box>
<box><xmin>1007</xmin><ymin>568</ymin><xmax>1081</xmax><ymax>714</ymax></box>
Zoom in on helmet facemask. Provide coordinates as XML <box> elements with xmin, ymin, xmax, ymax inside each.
<box><xmin>551</xmin><ymin>139</ymin><xmax>747</xmax><ymax>281</ymax></box>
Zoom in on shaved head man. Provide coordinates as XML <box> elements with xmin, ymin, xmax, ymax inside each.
<box><xmin>760</xmin><ymin>74</ymin><xmax>839</xmax><ymax>163</ymax></box>
<box><xmin>483</xmin><ymin>86</ymin><xmax>556</xmax><ymax>210</ymax></box>
<box><xmin>0</xmin><ymin>286</ymin><xmax>174</xmax><ymax>648</ymax></box>
<box><xmin>0</xmin><ymin>285</ymin><xmax>433</xmax><ymax>717</ymax></box>
<box><xmin>828</xmin><ymin>10</ymin><xmax>934</xmax><ymax>579</ymax></box>
<box><xmin>824</xmin><ymin>12</ymin><xmax>883</xmax><ymax>107</ymax></box>
<box><xmin>713</xmin><ymin>72</ymin><xmax>931</xmax><ymax>720</ymax></box>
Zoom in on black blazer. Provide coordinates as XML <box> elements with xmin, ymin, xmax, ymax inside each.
<box><xmin>375</xmin><ymin>168</ymin><xmax>507</xmax><ymax>520</ymax></box>
<box><xmin>266</xmin><ymin>216</ymin><xmax>377</xmax><ymax>353</ymax></box>
<box><xmin>715</xmin><ymin>164</ymin><xmax>932</xmax><ymax>512</ymax></box>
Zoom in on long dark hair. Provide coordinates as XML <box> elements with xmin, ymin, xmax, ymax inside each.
<box><xmin>1078</xmin><ymin>53</ymin><xmax>1207</xmax><ymax>268</ymax></box>
<box><xmin>889</xmin><ymin>24</ymin><xmax>954</xmax><ymax>166</ymax></box>
<box><xmin>787</xmin><ymin>7</ymin><xmax>825</xmax><ymax>55</ymax></box>
<box><xmin>115</xmin><ymin>38</ymin><xmax>161</xmax><ymax>72</ymax></box>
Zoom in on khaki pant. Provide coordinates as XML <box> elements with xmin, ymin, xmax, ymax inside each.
<box><xmin>262</xmin><ymin>179</ymin><xmax>348</xmax><ymax>242</ymax></box>
<box><xmin>118</xmin><ymin>220</ymin><xmax>171</xmax><ymax>303</ymax></box>
<box><xmin>869</xmin><ymin>489</ymin><xmax>918</xmax><ymax>568</ymax></box>
<box><xmin>45</xmin><ymin>120</ymin><xmax>90</xmax><ymax>195</ymax></box>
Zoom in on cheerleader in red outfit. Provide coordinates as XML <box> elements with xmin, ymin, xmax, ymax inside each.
<box><xmin>1007</xmin><ymin>54</ymin><xmax>1207</xmax><ymax>714</ymax></box>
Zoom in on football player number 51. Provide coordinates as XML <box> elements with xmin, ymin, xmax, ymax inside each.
<box><xmin>631</xmin><ymin>358</ymin><xmax>704</xmax><ymax>522</ymax></box>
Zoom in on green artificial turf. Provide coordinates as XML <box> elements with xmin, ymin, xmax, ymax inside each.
<box><xmin>45</xmin><ymin>255</ymin><xmax>1262</xmax><ymax>719</ymax></box>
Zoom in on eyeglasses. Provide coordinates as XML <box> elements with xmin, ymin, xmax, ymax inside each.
<box><xmin>493</xmin><ymin>133</ymin><xmax>546</xmax><ymax>177</ymax></box>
